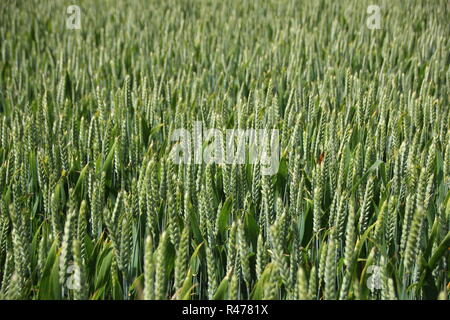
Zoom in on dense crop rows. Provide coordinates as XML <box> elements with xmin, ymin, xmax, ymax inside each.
<box><xmin>0</xmin><ymin>0</ymin><xmax>449</xmax><ymax>300</ymax></box>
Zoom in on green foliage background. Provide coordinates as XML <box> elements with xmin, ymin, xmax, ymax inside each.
<box><xmin>0</xmin><ymin>0</ymin><xmax>449</xmax><ymax>300</ymax></box>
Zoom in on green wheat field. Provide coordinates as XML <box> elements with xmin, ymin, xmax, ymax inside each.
<box><xmin>0</xmin><ymin>0</ymin><xmax>449</xmax><ymax>300</ymax></box>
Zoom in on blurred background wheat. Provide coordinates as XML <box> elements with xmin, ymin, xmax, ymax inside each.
<box><xmin>0</xmin><ymin>0</ymin><xmax>448</xmax><ymax>300</ymax></box>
